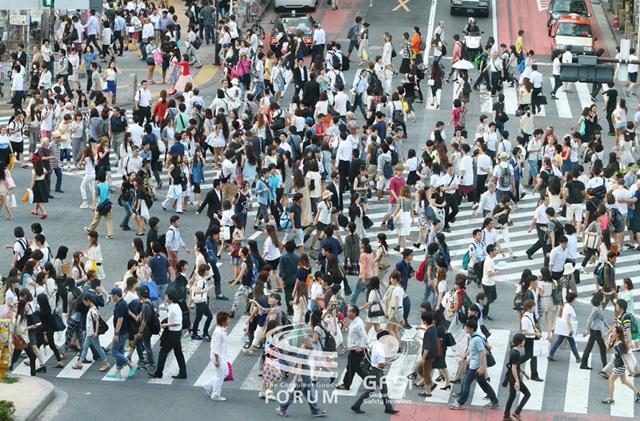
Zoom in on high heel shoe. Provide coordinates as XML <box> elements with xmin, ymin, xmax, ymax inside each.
<box><xmin>451</xmin><ymin>378</ymin><xmax>461</xmax><ymax>384</ymax></box>
<box><xmin>407</xmin><ymin>371</ymin><xmax>418</xmax><ymax>379</ymax></box>
<box><xmin>440</xmin><ymin>385</ymin><xmax>452</xmax><ymax>390</ymax></box>
<box><xmin>435</xmin><ymin>375</ymin><xmax>444</xmax><ymax>382</ymax></box>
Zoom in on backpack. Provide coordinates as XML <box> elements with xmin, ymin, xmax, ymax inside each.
<box><xmin>415</xmin><ymin>259</ymin><xmax>427</xmax><ymax>282</ymax></box>
<box><xmin>547</xmin><ymin>219</ymin><xmax>564</xmax><ymax>246</ymax></box>
<box><xmin>383</xmin><ymin>160</ymin><xmax>393</xmax><ymax>179</ymax></box>
<box><xmin>592</xmin><ymin>152</ymin><xmax>604</xmax><ymax>174</ymax></box>
<box><xmin>418</xmin><ymin>36</ymin><xmax>427</xmax><ymax>51</ymax></box>
<box><xmin>390</xmin><ymin>149</ymin><xmax>399</xmax><ymax>166</ymax></box>
<box><xmin>518</xmin><ymin>59</ymin><xmax>526</xmax><ymax>73</ymax></box>
<box><xmin>474</xmin><ymin>53</ymin><xmax>486</xmax><ymax>70</ymax></box>
<box><xmin>369</xmin><ymin>70</ymin><xmax>383</xmax><ymax>94</ymax></box>
<box><xmin>499</xmin><ymin>164</ymin><xmax>512</xmax><ymax>188</ymax></box>
<box><xmin>319</xmin><ymin>325</ymin><xmax>337</xmax><ymax>352</ymax></box>
<box><xmin>347</xmin><ymin>25</ymin><xmax>357</xmax><ymax>40</ymax></box>
<box><xmin>458</xmin><ymin>290</ymin><xmax>473</xmax><ymax>312</ymax></box>
<box><xmin>280</xmin><ymin>212</ymin><xmax>291</xmax><ymax>229</ymax></box>
<box><xmin>330</xmin><ymin>51</ymin><xmax>342</xmax><ymax>71</ymax></box>
<box><xmin>461</xmin><ymin>251</ymin><xmax>471</xmax><ymax>271</ymax></box>
<box><xmin>462</xmin><ymin>81</ymin><xmax>472</xmax><ymax>97</ymax></box>
<box><xmin>594</xmin><ymin>263</ymin><xmax>605</xmax><ymax>287</ymax></box>
<box><xmin>456</xmin><ymin>107</ymin><xmax>466</xmax><ymax>126</ymax></box>
<box><xmin>630</xmin><ymin>314</ymin><xmax>639</xmax><ymax>336</ymax></box>
<box><xmin>611</xmin><ymin>207</ymin><xmax>624</xmax><ymax>231</ymax></box>
<box><xmin>144</xmin><ymin>301</ymin><xmax>161</xmax><ymax>335</ymax></box>
<box><xmin>73</xmin><ymin>289</ymin><xmax>87</xmax><ymax>313</ymax></box>
<box><xmin>434</xmin><ymin>250</ymin><xmax>447</xmax><ymax>268</ymax></box>
<box><xmin>14</xmin><ymin>238</ymin><xmax>29</xmax><ymax>271</ymax></box>
<box><xmin>334</xmin><ymin>71</ymin><xmax>344</xmax><ymax>87</ymax></box>
<box><xmin>0</xmin><ymin>42</ymin><xmax>5</xmax><ymax>56</ymax></box>
<box><xmin>65</xmin><ymin>57</ymin><xmax>73</xmax><ymax>75</ymax></box>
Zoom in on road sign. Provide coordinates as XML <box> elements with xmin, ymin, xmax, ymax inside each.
<box><xmin>42</xmin><ymin>0</ymin><xmax>54</xmax><ymax>7</ymax></box>
<box><xmin>9</xmin><ymin>15</ymin><xmax>27</xmax><ymax>26</ymax></box>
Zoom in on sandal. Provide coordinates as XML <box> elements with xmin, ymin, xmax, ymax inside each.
<box><xmin>52</xmin><ymin>361</ymin><xmax>64</xmax><ymax>368</ymax></box>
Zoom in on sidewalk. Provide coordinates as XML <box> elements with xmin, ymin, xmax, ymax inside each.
<box><xmin>0</xmin><ymin>376</ymin><xmax>55</xmax><ymax>421</ymax></box>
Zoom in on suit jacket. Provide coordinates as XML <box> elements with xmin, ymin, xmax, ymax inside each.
<box><xmin>302</xmin><ymin>80</ymin><xmax>320</xmax><ymax>107</ymax></box>
<box><xmin>327</xmin><ymin>182</ymin><xmax>343</xmax><ymax>212</ymax></box>
<box><xmin>293</xmin><ymin>66</ymin><xmax>308</xmax><ymax>87</ymax></box>
<box><xmin>198</xmin><ymin>188</ymin><xmax>222</xmax><ymax>219</ymax></box>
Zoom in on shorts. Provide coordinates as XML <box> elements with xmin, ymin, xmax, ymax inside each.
<box><xmin>316</xmin><ymin>221</ymin><xmax>328</xmax><ymax>232</ymax></box>
<box><xmin>377</xmin><ymin>176</ymin><xmax>390</xmax><ymax>190</ymax></box>
<box><xmin>192</xmin><ymin>183</ymin><xmax>201</xmax><ymax>194</ymax></box>
<box><xmin>10</xmin><ymin>141</ymin><xmax>23</xmax><ymax>154</ymax></box>
<box><xmin>266</xmin><ymin>257</ymin><xmax>280</xmax><ymax>270</ymax></box>
<box><xmin>387</xmin><ymin>203</ymin><xmax>397</xmax><ymax>213</ymax></box>
<box><xmin>615</xmin><ymin>121</ymin><xmax>626</xmax><ymax>129</ymax></box>
<box><xmin>394</xmin><ymin>308</ymin><xmax>404</xmax><ymax>322</ymax></box>
<box><xmin>566</xmin><ymin>203</ymin><xmax>584</xmax><ymax>222</ymax></box>
<box><xmin>615</xmin><ymin>216</ymin><xmax>627</xmax><ymax>233</ymax></box>
<box><xmin>629</xmin><ymin>71</ymin><xmax>638</xmax><ymax>83</ymax></box>
<box><xmin>612</xmin><ymin>366</ymin><xmax>626</xmax><ymax>376</ymax></box>
<box><xmin>284</xmin><ymin>228</ymin><xmax>304</xmax><ymax>247</ymax></box>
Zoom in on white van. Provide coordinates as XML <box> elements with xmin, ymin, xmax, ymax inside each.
<box><xmin>274</xmin><ymin>0</ymin><xmax>318</xmax><ymax>12</ymax></box>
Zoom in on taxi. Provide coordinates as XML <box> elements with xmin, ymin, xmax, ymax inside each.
<box><xmin>269</xmin><ymin>12</ymin><xmax>315</xmax><ymax>49</ymax></box>
<box><xmin>549</xmin><ymin>14</ymin><xmax>597</xmax><ymax>58</ymax></box>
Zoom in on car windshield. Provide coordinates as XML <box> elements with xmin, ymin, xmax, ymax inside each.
<box><xmin>277</xmin><ymin>17</ymin><xmax>311</xmax><ymax>34</ymax></box>
<box><xmin>556</xmin><ymin>23</ymin><xmax>591</xmax><ymax>37</ymax></box>
<box><xmin>553</xmin><ymin>0</ymin><xmax>587</xmax><ymax>14</ymax></box>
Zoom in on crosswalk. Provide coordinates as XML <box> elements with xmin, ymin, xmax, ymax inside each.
<box><xmin>10</xmin><ymin>316</ymin><xmax>640</xmax><ymax>417</ymax></box>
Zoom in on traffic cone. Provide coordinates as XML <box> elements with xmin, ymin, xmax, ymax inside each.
<box><xmin>613</xmin><ymin>12</ymin><xmax>620</xmax><ymax>28</ymax></box>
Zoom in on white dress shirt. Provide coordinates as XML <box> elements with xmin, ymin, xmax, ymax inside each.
<box><xmin>167</xmin><ymin>302</ymin><xmax>183</xmax><ymax>331</ymax></box>
<box><xmin>210</xmin><ymin>325</ymin><xmax>228</xmax><ymax>359</ymax></box>
<box><xmin>347</xmin><ymin>317</ymin><xmax>367</xmax><ymax>350</ymax></box>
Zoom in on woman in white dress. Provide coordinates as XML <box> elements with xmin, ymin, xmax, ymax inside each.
<box><xmin>292</xmin><ymin>280</ymin><xmax>308</xmax><ymax>347</ymax></box>
<box><xmin>618</xmin><ymin>134</ymin><xmax>634</xmax><ymax>168</ymax></box>
<box><xmin>360</xmin><ymin>277</ymin><xmax>383</xmax><ymax>334</ymax></box>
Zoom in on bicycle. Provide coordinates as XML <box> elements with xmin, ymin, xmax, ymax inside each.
<box><xmin>240</xmin><ymin>0</ymin><xmax>265</xmax><ymax>40</ymax></box>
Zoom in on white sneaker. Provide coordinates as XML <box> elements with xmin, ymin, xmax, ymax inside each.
<box><xmin>211</xmin><ymin>396</ymin><xmax>226</xmax><ymax>401</ymax></box>
<box><xmin>203</xmin><ymin>386</ymin><xmax>212</xmax><ymax>396</ymax></box>
<box><xmin>79</xmin><ymin>203</ymin><xmax>89</xmax><ymax>209</ymax></box>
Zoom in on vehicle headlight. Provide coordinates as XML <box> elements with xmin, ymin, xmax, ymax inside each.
<box><xmin>583</xmin><ymin>46</ymin><xmax>593</xmax><ymax>51</ymax></box>
<box><xmin>479</xmin><ymin>1</ymin><xmax>489</xmax><ymax>5</ymax></box>
<box><xmin>555</xmin><ymin>44</ymin><xmax>565</xmax><ymax>50</ymax></box>
<box><xmin>452</xmin><ymin>0</ymin><xmax>462</xmax><ymax>4</ymax></box>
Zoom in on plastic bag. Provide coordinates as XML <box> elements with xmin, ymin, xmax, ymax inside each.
<box><xmin>28</xmin><ymin>189</ymin><xmax>34</xmax><ymax>204</ymax></box>
<box><xmin>21</xmin><ymin>189</ymin><xmax>29</xmax><ymax>203</ymax></box>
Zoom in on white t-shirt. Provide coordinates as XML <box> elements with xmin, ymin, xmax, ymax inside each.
<box><xmin>613</xmin><ymin>187</ymin><xmax>631</xmax><ymax>214</ymax></box>
<box><xmin>316</xmin><ymin>200</ymin><xmax>332</xmax><ymax>225</ymax></box>
<box><xmin>482</xmin><ymin>255</ymin><xmax>496</xmax><ymax>286</ymax></box>
<box><xmin>460</xmin><ymin>155</ymin><xmax>474</xmax><ymax>186</ymax></box>
<box><xmin>334</xmin><ymin>92</ymin><xmax>349</xmax><ymax>115</ymax></box>
<box><xmin>264</xmin><ymin>237</ymin><xmax>281</xmax><ymax>261</ymax></box>
<box><xmin>391</xmin><ymin>285</ymin><xmax>404</xmax><ymax>309</ymax></box>
<box><xmin>476</xmin><ymin>154</ymin><xmax>493</xmax><ymax>175</ymax></box>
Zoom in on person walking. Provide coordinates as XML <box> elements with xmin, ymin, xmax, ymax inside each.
<box><xmin>85</xmin><ymin>171</ymin><xmax>114</xmax><ymax>238</ymax></box>
<box><xmin>351</xmin><ymin>329</ymin><xmax>400</xmax><ymax>415</ymax></box>
<box><xmin>448</xmin><ymin>320</ymin><xmax>500</xmax><ymax>410</ymax></box>
<box><xmin>72</xmin><ymin>294</ymin><xmax>111</xmax><ymax>372</ymax></box>
<box><xmin>580</xmin><ymin>291</ymin><xmax>609</xmax><ymax>371</ymax></box>
<box><xmin>203</xmin><ymin>311</ymin><xmax>231</xmax><ymax>401</ymax></box>
<box><xmin>601</xmin><ymin>325</ymin><xmax>640</xmax><ymax>404</ymax></box>
<box><xmin>503</xmin><ymin>333</ymin><xmax>532</xmax><ymax>421</ymax></box>
<box><xmin>547</xmin><ymin>292</ymin><xmax>582</xmax><ymax>363</ymax></box>
<box><xmin>9</xmin><ymin>300</ymin><xmax>39</xmax><ymax>376</ymax></box>
<box><xmin>134</xmin><ymin>285</ymin><xmax>156</xmax><ymax>371</ymax></box>
<box><xmin>336</xmin><ymin>305</ymin><xmax>369</xmax><ymax>391</ymax></box>
<box><xmin>519</xmin><ymin>299</ymin><xmax>544</xmax><ymax>382</ymax></box>
<box><xmin>276</xmin><ymin>335</ymin><xmax>328</xmax><ymax>417</ymax></box>
<box><xmin>107</xmin><ymin>287</ymin><xmax>138</xmax><ymax>379</ymax></box>
<box><xmin>148</xmin><ymin>291</ymin><xmax>187</xmax><ymax>379</ymax></box>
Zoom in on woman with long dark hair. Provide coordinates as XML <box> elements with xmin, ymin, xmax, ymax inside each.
<box><xmin>35</xmin><ymin>293</ymin><xmax>64</xmax><ymax>368</ymax></box>
<box><xmin>29</xmin><ymin>158</ymin><xmax>48</xmax><ymax>218</ymax></box>
<box><xmin>9</xmin><ymin>300</ymin><xmax>39</xmax><ymax>375</ymax></box>
<box><xmin>601</xmin><ymin>325</ymin><xmax>640</xmax><ymax>404</ymax></box>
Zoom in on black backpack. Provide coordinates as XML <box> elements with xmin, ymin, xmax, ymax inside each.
<box><xmin>73</xmin><ymin>289</ymin><xmax>87</xmax><ymax>313</ymax></box>
<box><xmin>318</xmin><ymin>325</ymin><xmax>337</xmax><ymax>352</ymax></box>
<box><xmin>14</xmin><ymin>238</ymin><xmax>29</xmax><ymax>271</ymax></box>
<box><xmin>390</xmin><ymin>149</ymin><xmax>399</xmax><ymax>166</ymax></box>
<box><xmin>330</xmin><ymin>51</ymin><xmax>342</xmax><ymax>71</ymax></box>
<box><xmin>144</xmin><ymin>301</ymin><xmax>161</xmax><ymax>335</ymax></box>
<box><xmin>592</xmin><ymin>152</ymin><xmax>604</xmax><ymax>174</ymax></box>
<box><xmin>65</xmin><ymin>57</ymin><xmax>73</xmax><ymax>75</ymax></box>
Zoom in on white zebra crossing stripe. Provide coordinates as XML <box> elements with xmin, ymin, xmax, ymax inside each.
<box><xmin>550</xmin><ymin>77</ymin><xmax>573</xmax><ymax>119</ymax></box>
<box><xmin>147</xmin><ymin>330</ymin><xmax>202</xmax><ymax>384</ymax></box>
<box><xmin>57</xmin><ymin>315</ymin><xmax>115</xmax><ymax>379</ymax></box>
<box><xmin>576</xmin><ymin>82</ymin><xmax>594</xmax><ymax>112</ymax></box>
<box><xmin>564</xmin><ymin>354</ymin><xmax>591</xmax><ymax>414</ymax></box>
<box><xmin>469</xmin><ymin>329</ymin><xmax>510</xmax><ymax>407</ymax></box>
<box><xmin>524</xmin><ymin>350</ymin><xmax>549</xmax><ymax>411</ymax></box>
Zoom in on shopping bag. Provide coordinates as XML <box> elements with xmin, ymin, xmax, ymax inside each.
<box><xmin>28</xmin><ymin>189</ymin><xmax>33</xmax><ymax>203</ymax></box>
<box><xmin>533</xmin><ymin>339</ymin><xmax>550</xmax><ymax>357</ymax></box>
<box><xmin>8</xmin><ymin>154</ymin><xmax>15</xmax><ymax>170</ymax></box>
<box><xmin>224</xmin><ymin>362</ymin><xmax>234</xmax><ymax>381</ymax></box>
<box><xmin>9</xmin><ymin>194</ymin><xmax>17</xmax><ymax>208</ymax></box>
<box><xmin>21</xmin><ymin>189</ymin><xmax>29</xmax><ymax>202</ymax></box>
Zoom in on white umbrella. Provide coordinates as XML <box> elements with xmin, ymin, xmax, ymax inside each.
<box><xmin>452</xmin><ymin>60</ymin><xmax>475</xmax><ymax>70</ymax></box>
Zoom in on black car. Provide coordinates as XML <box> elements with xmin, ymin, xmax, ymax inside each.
<box><xmin>547</xmin><ymin>0</ymin><xmax>590</xmax><ymax>34</ymax></box>
<box><xmin>450</xmin><ymin>0</ymin><xmax>490</xmax><ymax>17</ymax></box>
<box><xmin>269</xmin><ymin>13</ymin><xmax>316</xmax><ymax>48</ymax></box>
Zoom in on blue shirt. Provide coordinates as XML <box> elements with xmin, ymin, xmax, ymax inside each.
<box><xmin>255</xmin><ymin>178</ymin><xmax>271</xmax><ymax>205</ymax></box>
<box><xmin>168</xmin><ymin>142</ymin><xmax>185</xmax><ymax>157</ymax></box>
<box><xmin>317</xmin><ymin>237</ymin><xmax>343</xmax><ymax>266</ymax></box>
<box><xmin>394</xmin><ymin>259</ymin><xmax>413</xmax><ymax>289</ymax></box>
<box><xmin>268</xmin><ymin>174</ymin><xmax>281</xmax><ymax>201</ymax></box>
<box><xmin>95</xmin><ymin>182</ymin><xmax>110</xmax><ymax>205</ymax></box>
<box><xmin>147</xmin><ymin>254</ymin><xmax>169</xmax><ymax>285</ymax></box>
<box><xmin>113</xmin><ymin>16</ymin><xmax>126</xmax><ymax>32</ymax></box>
<box><xmin>468</xmin><ymin>333</ymin><xmax>487</xmax><ymax>370</ymax></box>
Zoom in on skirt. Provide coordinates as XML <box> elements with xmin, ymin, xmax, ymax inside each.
<box><xmin>398</xmin><ymin>210</ymin><xmax>411</xmax><ymax>236</ymax></box>
<box><xmin>105</xmin><ymin>80</ymin><xmax>116</xmax><ymax>93</ymax></box>
<box><xmin>365</xmin><ymin>314</ymin><xmax>383</xmax><ymax>325</ymax></box>
<box><xmin>407</xmin><ymin>171</ymin><xmax>419</xmax><ymax>185</ymax></box>
<box><xmin>432</xmin><ymin>350</ymin><xmax>447</xmax><ymax>369</ymax></box>
<box><xmin>399</xmin><ymin>58</ymin><xmax>411</xmax><ymax>74</ymax></box>
<box><xmin>32</xmin><ymin>179</ymin><xmax>48</xmax><ymax>204</ymax></box>
<box><xmin>175</xmin><ymin>74</ymin><xmax>193</xmax><ymax>93</ymax></box>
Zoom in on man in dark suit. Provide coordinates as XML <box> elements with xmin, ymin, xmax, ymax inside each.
<box><xmin>326</xmin><ymin>171</ymin><xmax>343</xmax><ymax>243</ymax></box>
<box><xmin>196</xmin><ymin>179</ymin><xmax>223</xmax><ymax>230</ymax></box>
<box><xmin>302</xmin><ymin>72</ymin><xmax>321</xmax><ymax>109</ymax></box>
<box><xmin>348</xmin><ymin>148</ymin><xmax>365</xmax><ymax>192</ymax></box>
<box><xmin>292</xmin><ymin>58</ymin><xmax>308</xmax><ymax>98</ymax></box>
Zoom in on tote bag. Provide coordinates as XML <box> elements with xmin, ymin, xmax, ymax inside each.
<box><xmin>533</xmin><ymin>339</ymin><xmax>550</xmax><ymax>357</ymax></box>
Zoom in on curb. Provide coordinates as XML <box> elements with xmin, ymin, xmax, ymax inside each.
<box><xmin>598</xmin><ymin>1</ymin><xmax>621</xmax><ymax>45</ymax></box>
<box><xmin>14</xmin><ymin>377</ymin><xmax>56</xmax><ymax>421</ymax></box>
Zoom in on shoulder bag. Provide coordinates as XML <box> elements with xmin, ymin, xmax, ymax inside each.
<box><xmin>368</xmin><ymin>289</ymin><xmax>385</xmax><ymax>318</ymax></box>
<box><xmin>12</xmin><ymin>333</ymin><xmax>28</xmax><ymax>350</ymax></box>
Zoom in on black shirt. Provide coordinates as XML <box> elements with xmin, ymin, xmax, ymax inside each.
<box><xmin>507</xmin><ymin>348</ymin><xmax>522</xmax><ymax>381</ymax></box>
<box><xmin>289</xmin><ymin>203</ymin><xmax>302</xmax><ymax>229</ymax></box>
<box><xmin>566</xmin><ymin>180</ymin><xmax>586</xmax><ymax>204</ymax></box>
<box><xmin>604</xmin><ymin>88</ymin><xmax>618</xmax><ymax>112</ymax></box>
<box><xmin>110</xmin><ymin>115</ymin><xmax>128</xmax><ymax>134</ymax></box>
<box><xmin>113</xmin><ymin>299</ymin><xmax>129</xmax><ymax>335</ymax></box>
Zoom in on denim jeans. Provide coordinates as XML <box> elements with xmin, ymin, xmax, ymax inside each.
<box><xmin>60</xmin><ymin>148</ymin><xmax>72</xmax><ymax>165</ymax></box>
<box><xmin>549</xmin><ymin>335</ymin><xmax>581</xmax><ymax>360</ymax></box>
<box><xmin>457</xmin><ymin>367</ymin><xmax>499</xmax><ymax>405</ymax></box>
<box><xmin>279</xmin><ymin>377</ymin><xmax>320</xmax><ymax>413</ymax></box>
<box><xmin>79</xmin><ymin>333</ymin><xmax>107</xmax><ymax>362</ymax></box>
<box><xmin>252</xmin><ymin>81</ymin><xmax>265</xmax><ymax>100</ymax></box>
<box><xmin>134</xmin><ymin>331</ymin><xmax>155</xmax><ymax>365</ymax></box>
<box><xmin>423</xmin><ymin>284</ymin><xmax>436</xmax><ymax>308</ymax></box>
<box><xmin>402</xmin><ymin>295</ymin><xmax>411</xmax><ymax>326</ymax></box>
<box><xmin>349</xmin><ymin>278</ymin><xmax>368</xmax><ymax>306</ymax></box>
<box><xmin>111</xmin><ymin>332</ymin><xmax>130</xmax><ymax>369</ymax></box>
<box><xmin>156</xmin><ymin>284</ymin><xmax>169</xmax><ymax>310</ymax></box>
<box><xmin>204</xmin><ymin>25</ymin><xmax>214</xmax><ymax>44</ymax></box>
<box><xmin>121</xmin><ymin>200</ymin><xmax>133</xmax><ymax>228</ymax></box>
<box><xmin>54</xmin><ymin>167</ymin><xmax>63</xmax><ymax>191</ymax></box>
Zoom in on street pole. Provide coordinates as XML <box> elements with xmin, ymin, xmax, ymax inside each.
<box><xmin>619</xmin><ymin>38</ymin><xmax>630</xmax><ymax>83</ymax></box>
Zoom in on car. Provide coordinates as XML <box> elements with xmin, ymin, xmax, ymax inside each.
<box><xmin>274</xmin><ymin>0</ymin><xmax>318</xmax><ymax>12</ymax></box>
<box><xmin>547</xmin><ymin>0</ymin><xmax>590</xmax><ymax>35</ymax></box>
<box><xmin>550</xmin><ymin>14</ymin><xmax>597</xmax><ymax>59</ymax></box>
<box><xmin>269</xmin><ymin>12</ymin><xmax>315</xmax><ymax>49</ymax></box>
<box><xmin>450</xmin><ymin>0</ymin><xmax>490</xmax><ymax>17</ymax></box>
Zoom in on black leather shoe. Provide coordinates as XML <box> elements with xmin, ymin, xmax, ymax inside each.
<box><xmin>580</xmin><ymin>366</ymin><xmax>592</xmax><ymax>370</ymax></box>
<box><xmin>55</xmin><ymin>189</ymin><xmax>64</xmax><ymax>193</ymax></box>
<box><xmin>215</xmin><ymin>295</ymin><xmax>230</xmax><ymax>301</ymax></box>
<box><xmin>172</xmin><ymin>374</ymin><xmax>187</xmax><ymax>379</ymax></box>
<box><xmin>385</xmin><ymin>408</ymin><xmax>399</xmax><ymax>415</ymax></box>
<box><xmin>530</xmin><ymin>377</ymin><xmax>544</xmax><ymax>382</ymax></box>
<box><xmin>148</xmin><ymin>372</ymin><xmax>162</xmax><ymax>378</ymax></box>
<box><xmin>351</xmin><ymin>406</ymin><xmax>365</xmax><ymax>414</ymax></box>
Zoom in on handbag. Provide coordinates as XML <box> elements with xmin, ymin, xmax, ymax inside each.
<box><xmin>98</xmin><ymin>315</ymin><xmax>109</xmax><ymax>335</ymax></box>
<box><xmin>427</xmin><ymin>78</ymin><xmax>435</xmax><ymax>86</ymax></box>
<box><xmin>5</xmin><ymin>177</ymin><xmax>15</xmax><ymax>190</ymax></box>
<box><xmin>584</xmin><ymin>230</ymin><xmax>599</xmax><ymax>249</ymax></box>
<box><xmin>270</xmin><ymin>117</ymin><xmax>285</xmax><ymax>131</ymax></box>
<box><xmin>337</xmin><ymin>213</ymin><xmax>349</xmax><ymax>228</ymax></box>
<box><xmin>230</xmin><ymin>241</ymin><xmax>241</xmax><ymax>257</ymax></box>
<box><xmin>537</xmin><ymin>95</ymin><xmax>548</xmax><ymax>105</ymax></box>
<box><xmin>393</xmin><ymin>213</ymin><xmax>403</xmax><ymax>229</ymax></box>
<box><xmin>513</xmin><ymin>293</ymin><xmax>524</xmax><ymax>311</ymax></box>
<box><xmin>377</xmin><ymin>249</ymin><xmax>390</xmax><ymax>270</ymax></box>
<box><xmin>551</xmin><ymin>288</ymin><xmax>561</xmax><ymax>305</ymax></box>
<box><xmin>146</xmin><ymin>56</ymin><xmax>155</xmax><ymax>66</ymax></box>
<box><xmin>224</xmin><ymin>362</ymin><xmax>234</xmax><ymax>381</ymax></box>
<box><xmin>362</xmin><ymin>215</ymin><xmax>374</xmax><ymax>229</ymax></box>
<box><xmin>444</xmin><ymin>331</ymin><xmax>456</xmax><ymax>347</ymax></box>
<box><xmin>533</xmin><ymin>339</ymin><xmax>550</xmax><ymax>357</ymax></box>
<box><xmin>12</xmin><ymin>333</ymin><xmax>28</xmax><ymax>350</ymax></box>
<box><xmin>96</xmin><ymin>199</ymin><xmax>112</xmax><ymax>216</ymax></box>
<box><xmin>53</xmin><ymin>313</ymin><xmax>66</xmax><ymax>332</ymax></box>
<box><xmin>368</xmin><ymin>290</ymin><xmax>385</xmax><ymax>317</ymax></box>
